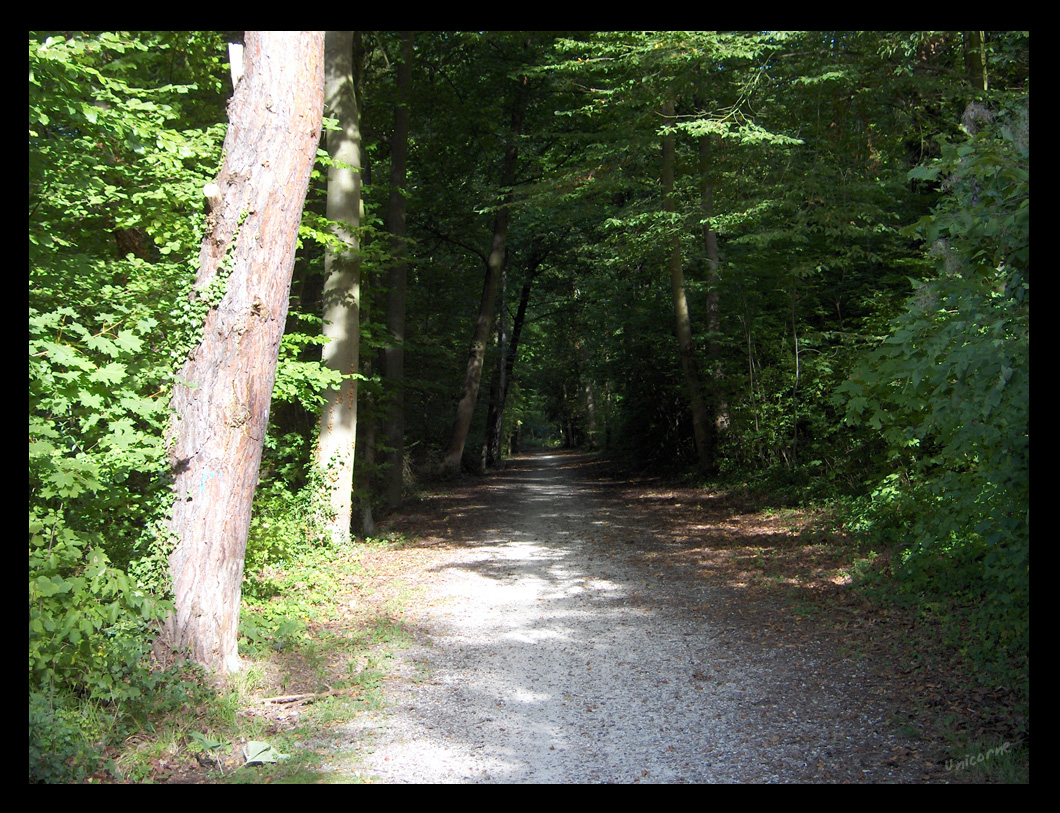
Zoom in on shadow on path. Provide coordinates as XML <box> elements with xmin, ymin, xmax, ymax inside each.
<box><xmin>356</xmin><ymin>451</ymin><xmax>945</xmax><ymax>783</ymax></box>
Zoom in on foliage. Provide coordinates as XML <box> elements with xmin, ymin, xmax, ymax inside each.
<box><xmin>244</xmin><ymin>468</ymin><xmax>337</xmax><ymax>597</ymax></box>
<box><xmin>28</xmin><ymin>691</ymin><xmax>99</xmax><ymax>783</ymax></box>
<box><xmin>272</xmin><ymin>313</ymin><xmax>346</xmax><ymax>410</ymax></box>
<box><xmin>29</xmin><ymin>31</ymin><xmax>231</xmax><ymax>781</ymax></box>
<box><xmin>29</xmin><ymin>510</ymin><xmax>170</xmax><ymax>701</ymax></box>
<box><xmin>836</xmin><ymin>96</ymin><xmax>1029</xmax><ymax>670</ymax></box>
<box><xmin>29</xmin><ymin>30</ymin><xmax>227</xmax><ymax>574</ymax></box>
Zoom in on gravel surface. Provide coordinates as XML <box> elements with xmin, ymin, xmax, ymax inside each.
<box><xmin>344</xmin><ymin>452</ymin><xmax>930</xmax><ymax>784</ymax></box>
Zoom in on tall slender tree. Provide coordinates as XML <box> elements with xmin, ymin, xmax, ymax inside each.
<box><xmin>483</xmin><ymin>254</ymin><xmax>541</xmax><ymax>467</ymax></box>
<box><xmin>315</xmin><ymin>31</ymin><xmax>364</xmax><ymax>543</ymax></box>
<box><xmin>699</xmin><ymin>134</ymin><xmax>727</xmax><ymax>453</ymax></box>
<box><xmin>441</xmin><ymin>62</ymin><xmax>530</xmax><ymax>474</ymax></box>
<box><xmin>380</xmin><ymin>31</ymin><xmax>414</xmax><ymax>508</ymax></box>
<box><xmin>661</xmin><ymin>96</ymin><xmax>712</xmax><ymax>472</ymax></box>
<box><xmin>162</xmin><ymin>31</ymin><xmax>324</xmax><ymax>673</ymax></box>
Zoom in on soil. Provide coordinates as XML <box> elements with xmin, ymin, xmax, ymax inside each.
<box><xmin>312</xmin><ymin>450</ymin><xmax>1023</xmax><ymax>783</ymax></box>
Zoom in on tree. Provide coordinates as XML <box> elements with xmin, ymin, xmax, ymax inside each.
<box><xmin>441</xmin><ymin>42</ymin><xmax>531</xmax><ymax>474</ymax></box>
<box><xmin>661</xmin><ymin>95</ymin><xmax>712</xmax><ymax>472</ymax></box>
<box><xmin>161</xmin><ymin>31</ymin><xmax>324</xmax><ymax>674</ymax></box>
<box><xmin>698</xmin><ymin>132</ymin><xmax>727</xmax><ymax>462</ymax></box>
<box><xmin>483</xmin><ymin>251</ymin><xmax>542</xmax><ymax>467</ymax></box>
<box><xmin>538</xmin><ymin>32</ymin><xmax>788</xmax><ymax>468</ymax></box>
<box><xmin>380</xmin><ymin>31</ymin><xmax>414</xmax><ymax>508</ymax></box>
<box><xmin>315</xmin><ymin>31</ymin><xmax>365</xmax><ymax>543</ymax></box>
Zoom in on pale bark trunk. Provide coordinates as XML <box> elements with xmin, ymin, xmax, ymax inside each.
<box><xmin>661</xmin><ymin>98</ymin><xmax>711</xmax><ymax>472</ymax></box>
<box><xmin>316</xmin><ymin>31</ymin><xmax>363</xmax><ymax>544</ymax></box>
<box><xmin>162</xmin><ymin>31</ymin><xmax>324</xmax><ymax>674</ymax></box>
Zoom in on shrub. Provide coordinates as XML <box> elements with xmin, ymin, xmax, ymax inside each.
<box><xmin>29</xmin><ymin>510</ymin><xmax>171</xmax><ymax>704</ymax></box>
<box><xmin>835</xmin><ymin>98</ymin><xmax>1029</xmax><ymax>673</ymax></box>
<box><xmin>29</xmin><ymin>691</ymin><xmax>101</xmax><ymax>784</ymax></box>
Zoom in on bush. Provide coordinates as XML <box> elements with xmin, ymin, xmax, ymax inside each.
<box><xmin>835</xmin><ymin>98</ymin><xmax>1029</xmax><ymax>674</ymax></box>
<box><xmin>28</xmin><ymin>692</ymin><xmax>101</xmax><ymax>784</ymax></box>
<box><xmin>29</xmin><ymin>510</ymin><xmax>170</xmax><ymax>704</ymax></box>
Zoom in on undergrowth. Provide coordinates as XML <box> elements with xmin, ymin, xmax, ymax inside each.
<box><xmin>30</xmin><ymin>474</ymin><xmax>415</xmax><ymax>784</ymax></box>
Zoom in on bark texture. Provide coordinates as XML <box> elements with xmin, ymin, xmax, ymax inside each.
<box><xmin>163</xmin><ymin>31</ymin><xmax>324</xmax><ymax>673</ymax></box>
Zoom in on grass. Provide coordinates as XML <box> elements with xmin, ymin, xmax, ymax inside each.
<box><xmin>90</xmin><ymin>531</ymin><xmax>421</xmax><ymax>784</ymax></box>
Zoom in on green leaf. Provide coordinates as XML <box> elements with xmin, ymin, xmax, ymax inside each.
<box><xmin>189</xmin><ymin>732</ymin><xmax>228</xmax><ymax>753</ymax></box>
<box><xmin>89</xmin><ymin>361</ymin><xmax>127</xmax><ymax>385</ymax></box>
<box><xmin>78</xmin><ymin>390</ymin><xmax>105</xmax><ymax>410</ymax></box>
<box><xmin>34</xmin><ymin>575</ymin><xmax>64</xmax><ymax>597</ymax></box>
<box><xmin>85</xmin><ymin>333</ymin><xmax>120</xmax><ymax>357</ymax></box>
<box><xmin>243</xmin><ymin>741</ymin><xmax>291</xmax><ymax>764</ymax></box>
<box><xmin>45</xmin><ymin>470</ymin><xmax>86</xmax><ymax>498</ymax></box>
<box><xmin>907</xmin><ymin>165</ymin><xmax>940</xmax><ymax>182</ymax></box>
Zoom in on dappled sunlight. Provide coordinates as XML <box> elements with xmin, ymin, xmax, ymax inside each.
<box><xmin>384</xmin><ymin>450</ymin><xmax>869</xmax><ymax>626</ymax></box>
<box><xmin>362</xmin><ymin>449</ymin><xmax>976</xmax><ymax>783</ymax></box>
<box><xmin>355</xmin><ymin>449</ymin><xmax>1028</xmax><ymax>783</ymax></box>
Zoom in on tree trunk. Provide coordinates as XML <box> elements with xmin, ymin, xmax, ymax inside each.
<box><xmin>661</xmin><ymin>98</ymin><xmax>712</xmax><ymax>472</ymax></box>
<box><xmin>482</xmin><ymin>260</ymin><xmax>509</xmax><ymax>470</ymax></box>
<box><xmin>316</xmin><ymin>31</ymin><xmax>363</xmax><ymax>544</ymax></box>
<box><xmin>963</xmin><ymin>31</ymin><xmax>989</xmax><ymax>91</ymax></box>
<box><xmin>699</xmin><ymin>134</ymin><xmax>727</xmax><ymax>463</ymax></box>
<box><xmin>483</xmin><ymin>259</ymin><xmax>538</xmax><ymax>467</ymax></box>
<box><xmin>380</xmin><ymin>31</ymin><xmax>414</xmax><ymax>507</ymax></box>
<box><xmin>442</xmin><ymin>86</ymin><xmax>527</xmax><ymax>474</ymax></box>
<box><xmin>578</xmin><ymin>340</ymin><xmax>599</xmax><ymax>449</ymax></box>
<box><xmin>162</xmin><ymin>31</ymin><xmax>324</xmax><ymax>674</ymax></box>
<box><xmin>443</xmin><ymin>231</ymin><xmax>505</xmax><ymax>474</ymax></box>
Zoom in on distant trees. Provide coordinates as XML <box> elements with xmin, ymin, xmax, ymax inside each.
<box><xmin>441</xmin><ymin>36</ymin><xmax>533</xmax><ymax>474</ymax></box>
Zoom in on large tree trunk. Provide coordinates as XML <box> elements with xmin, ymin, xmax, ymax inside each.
<box><xmin>442</xmin><ymin>87</ymin><xmax>527</xmax><ymax>474</ymax></box>
<box><xmin>380</xmin><ymin>31</ymin><xmax>414</xmax><ymax>508</ymax></box>
<box><xmin>661</xmin><ymin>98</ymin><xmax>712</xmax><ymax>472</ymax></box>
<box><xmin>316</xmin><ymin>31</ymin><xmax>363</xmax><ymax>544</ymax></box>
<box><xmin>162</xmin><ymin>32</ymin><xmax>324</xmax><ymax>674</ymax></box>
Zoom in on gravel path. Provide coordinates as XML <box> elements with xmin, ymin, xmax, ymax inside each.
<box><xmin>345</xmin><ymin>452</ymin><xmax>928</xmax><ymax>783</ymax></box>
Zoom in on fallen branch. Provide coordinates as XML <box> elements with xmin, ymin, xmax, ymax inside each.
<box><xmin>255</xmin><ymin>686</ymin><xmax>358</xmax><ymax>707</ymax></box>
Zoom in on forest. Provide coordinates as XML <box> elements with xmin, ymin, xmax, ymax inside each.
<box><xmin>29</xmin><ymin>31</ymin><xmax>1028</xmax><ymax>783</ymax></box>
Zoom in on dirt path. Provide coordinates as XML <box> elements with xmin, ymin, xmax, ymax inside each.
<box><xmin>336</xmin><ymin>451</ymin><xmax>950</xmax><ymax>783</ymax></box>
